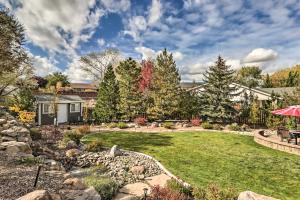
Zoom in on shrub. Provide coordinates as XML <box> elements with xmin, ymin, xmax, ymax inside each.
<box><xmin>29</xmin><ymin>128</ymin><xmax>42</xmax><ymax>140</ymax></box>
<box><xmin>166</xmin><ymin>179</ymin><xmax>192</xmax><ymax>197</ymax></box>
<box><xmin>16</xmin><ymin>157</ymin><xmax>42</xmax><ymax>165</ymax></box>
<box><xmin>163</xmin><ymin>122</ymin><xmax>175</xmax><ymax>129</ymax></box>
<box><xmin>85</xmin><ymin>141</ymin><xmax>103</xmax><ymax>152</ymax></box>
<box><xmin>228</xmin><ymin>123</ymin><xmax>240</xmax><ymax>131</ymax></box>
<box><xmin>191</xmin><ymin>118</ymin><xmax>201</xmax><ymax>126</ymax></box>
<box><xmin>147</xmin><ymin>185</ymin><xmax>188</xmax><ymax>200</ymax></box>
<box><xmin>202</xmin><ymin>122</ymin><xmax>213</xmax><ymax>129</ymax></box>
<box><xmin>212</xmin><ymin>124</ymin><xmax>223</xmax><ymax>130</ymax></box>
<box><xmin>241</xmin><ymin>124</ymin><xmax>250</xmax><ymax>131</ymax></box>
<box><xmin>64</xmin><ymin>131</ymin><xmax>83</xmax><ymax>145</ymax></box>
<box><xmin>193</xmin><ymin>183</ymin><xmax>237</xmax><ymax>200</ymax></box>
<box><xmin>107</xmin><ymin>122</ymin><xmax>117</xmax><ymax>128</ymax></box>
<box><xmin>266</xmin><ymin>116</ymin><xmax>281</xmax><ymax>130</ymax></box>
<box><xmin>117</xmin><ymin>122</ymin><xmax>128</xmax><ymax>129</ymax></box>
<box><xmin>134</xmin><ymin>117</ymin><xmax>147</xmax><ymax>126</ymax></box>
<box><xmin>76</xmin><ymin>125</ymin><xmax>90</xmax><ymax>135</ymax></box>
<box><xmin>84</xmin><ymin>176</ymin><xmax>118</xmax><ymax>200</ymax></box>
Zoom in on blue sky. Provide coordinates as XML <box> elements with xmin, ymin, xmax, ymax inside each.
<box><xmin>1</xmin><ymin>0</ymin><xmax>300</xmax><ymax>82</ymax></box>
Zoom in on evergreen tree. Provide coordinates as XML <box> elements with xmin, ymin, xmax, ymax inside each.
<box><xmin>201</xmin><ymin>56</ymin><xmax>238</xmax><ymax>122</ymax></box>
<box><xmin>236</xmin><ymin>66</ymin><xmax>262</xmax><ymax>88</ymax></box>
<box><xmin>262</xmin><ymin>73</ymin><xmax>273</xmax><ymax>88</ymax></box>
<box><xmin>148</xmin><ymin>49</ymin><xmax>181</xmax><ymax>120</ymax></box>
<box><xmin>93</xmin><ymin>65</ymin><xmax>120</xmax><ymax>122</ymax></box>
<box><xmin>249</xmin><ymin>100</ymin><xmax>260</xmax><ymax>128</ymax></box>
<box><xmin>116</xmin><ymin>58</ymin><xmax>142</xmax><ymax>120</ymax></box>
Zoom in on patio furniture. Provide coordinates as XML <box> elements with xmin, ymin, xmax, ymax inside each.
<box><xmin>290</xmin><ymin>131</ymin><xmax>300</xmax><ymax>145</ymax></box>
<box><xmin>277</xmin><ymin>128</ymin><xmax>294</xmax><ymax>143</ymax></box>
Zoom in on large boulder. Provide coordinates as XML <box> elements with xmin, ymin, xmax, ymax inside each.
<box><xmin>16</xmin><ymin>190</ymin><xmax>52</xmax><ymax>200</ymax></box>
<box><xmin>109</xmin><ymin>145</ymin><xmax>122</xmax><ymax>157</ymax></box>
<box><xmin>130</xmin><ymin>166</ymin><xmax>145</xmax><ymax>175</ymax></box>
<box><xmin>66</xmin><ymin>149</ymin><xmax>81</xmax><ymax>158</ymax></box>
<box><xmin>59</xmin><ymin>187</ymin><xmax>101</xmax><ymax>200</ymax></box>
<box><xmin>0</xmin><ymin>141</ymin><xmax>32</xmax><ymax>155</ymax></box>
<box><xmin>238</xmin><ymin>191</ymin><xmax>279</xmax><ymax>200</ymax></box>
<box><xmin>63</xmin><ymin>178</ymin><xmax>86</xmax><ymax>190</ymax></box>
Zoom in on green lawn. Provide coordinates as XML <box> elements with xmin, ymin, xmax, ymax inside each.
<box><xmin>82</xmin><ymin>131</ymin><xmax>300</xmax><ymax>200</ymax></box>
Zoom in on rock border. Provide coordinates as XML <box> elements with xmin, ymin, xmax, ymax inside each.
<box><xmin>123</xmin><ymin>149</ymin><xmax>191</xmax><ymax>187</ymax></box>
<box><xmin>254</xmin><ymin>131</ymin><xmax>300</xmax><ymax>156</ymax></box>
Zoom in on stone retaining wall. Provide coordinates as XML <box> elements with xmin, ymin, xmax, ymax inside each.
<box><xmin>254</xmin><ymin>132</ymin><xmax>300</xmax><ymax>156</ymax></box>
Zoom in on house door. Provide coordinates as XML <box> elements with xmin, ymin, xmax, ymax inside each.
<box><xmin>57</xmin><ymin>104</ymin><xmax>68</xmax><ymax>124</ymax></box>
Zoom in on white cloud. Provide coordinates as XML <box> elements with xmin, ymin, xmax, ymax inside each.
<box><xmin>135</xmin><ymin>46</ymin><xmax>184</xmax><ymax>62</ymax></box>
<box><xmin>64</xmin><ymin>59</ymin><xmax>94</xmax><ymax>83</ymax></box>
<box><xmin>101</xmin><ymin>0</ymin><xmax>131</xmax><ymax>12</ymax></box>
<box><xmin>124</xmin><ymin>16</ymin><xmax>147</xmax><ymax>41</ymax></box>
<box><xmin>148</xmin><ymin>0</ymin><xmax>162</xmax><ymax>26</ymax></box>
<box><xmin>135</xmin><ymin>46</ymin><xmax>156</xmax><ymax>60</ymax></box>
<box><xmin>173</xmin><ymin>52</ymin><xmax>184</xmax><ymax>61</ymax></box>
<box><xmin>97</xmin><ymin>38</ymin><xmax>106</xmax><ymax>46</ymax></box>
<box><xmin>30</xmin><ymin>54</ymin><xmax>61</xmax><ymax>77</ymax></box>
<box><xmin>8</xmin><ymin>0</ymin><xmax>103</xmax><ymax>58</ymax></box>
<box><xmin>243</xmin><ymin>48</ymin><xmax>278</xmax><ymax>63</ymax></box>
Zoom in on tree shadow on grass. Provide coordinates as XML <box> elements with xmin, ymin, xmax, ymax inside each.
<box><xmin>83</xmin><ymin>131</ymin><xmax>173</xmax><ymax>152</ymax></box>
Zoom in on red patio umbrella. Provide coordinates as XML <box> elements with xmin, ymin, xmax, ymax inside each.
<box><xmin>272</xmin><ymin>106</ymin><xmax>300</xmax><ymax>117</ymax></box>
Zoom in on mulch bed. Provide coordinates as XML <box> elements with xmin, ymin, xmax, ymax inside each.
<box><xmin>0</xmin><ymin>152</ymin><xmax>64</xmax><ymax>200</ymax></box>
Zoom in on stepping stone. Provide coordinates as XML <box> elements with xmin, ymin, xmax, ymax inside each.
<box><xmin>113</xmin><ymin>193</ymin><xmax>138</xmax><ymax>200</ymax></box>
<box><xmin>119</xmin><ymin>182</ymin><xmax>150</xmax><ymax>197</ymax></box>
<box><xmin>145</xmin><ymin>174</ymin><xmax>171</xmax><ymax>187</ymax></box>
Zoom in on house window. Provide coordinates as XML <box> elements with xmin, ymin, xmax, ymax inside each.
<box><xmin>43</xmin><ymin>104</ymin><xmax>54</xmax><ymax>114</ymax></box>
<box><xmin>70</xmin><ymin>103</ymin><xmax>80</xmax><ymax>113</ymax></box>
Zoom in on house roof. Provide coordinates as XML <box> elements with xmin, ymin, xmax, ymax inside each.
<box><xmin>259</xmin><ymin>87</ymin><xmax>296</xmax><ymax>96</ymax></box>
<box><xmin>70</xmin><ymin>83</ymin><xmax>97</xmax><ymax>90</ymax></box>
<box><xmin>35</xmin><ymin>94</ymin><xmax>84</xmax><ymax>103</ymax></box>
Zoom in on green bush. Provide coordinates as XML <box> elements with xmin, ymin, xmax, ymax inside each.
<box><xmin>228</xmin><ymin>123</ymin><xmax>240</xmax><ymax>131</ymax></box>
<box><xmin>163</xmin><ymin>122</ymin><xmax>175</xmax><ymax>129</ymax></box>
<box><xmin>212</xmin><ymin>124</ymin><xmax>223</xmax><ymax>130</ymax></box>
<box><xmin>85</xmin><ymin>141</ymin><xmax>103</xmax><ymax>152</ymax></box>
<box><xmin>202</xmin><ymin>122</ymin><xmax>213</xmax><ymax>129</ymax></box>
<box><xmin>117</xmin><ymin>122</ymin><xmax>128</xmax><ymax>129</ymax></box>
<box><xmin>84</xmin><ymin>176</ymin><xmax>118</xmax><ymax>200</ymax></box>
<box><xmin>266</xmin><ymin>116</ymin><xmax>282</xmax><ymax>130</ymax></box>
<box><xmin>107</xmin><ymin>122</ymin><xmax>117</xmax><ymax>128</ymax></box>
<box><xmin>15</xmin><ymin>157</ymin><xmax>42</xmax><ymax>165</ymax></box>
<box><xmin>29</xmin><ymin>128</ymin><xmax>42</xmax><ymax>140</ymax></box>
<box><xmin>193</xmin><ymin>183</ymin><xmax>237</xmax><ymax>200</ymax></box>
<box><xmin>64</xmin><ymin>131</ymin><xmax>83</xmax><ymax>145</ymax></box>
<box><xmin>166</xmin><ymin>179</ymin><xmax>192</xmax><ymax>196</ymax></box>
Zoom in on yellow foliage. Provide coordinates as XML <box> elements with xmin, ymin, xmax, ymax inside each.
<box><xmin>9</xmin><ymin>105</ymin><xmax>21</xmax><ymax>113</ymax></box>
<box><xmin>19</xmin><ymin>111</ymin><xmax>36</xmax><ymax>123</ymax></box>
<box><xmin>271</xmin><ymin>65</ymin><xmax>300</xmax><ymax>86</ymax></box>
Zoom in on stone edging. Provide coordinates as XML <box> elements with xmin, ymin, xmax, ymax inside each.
<box><xmin>123</xmin><ymin>149</ymin><xmax>191</xmax><ymax>187</ymax></box>
<box><xmin>254</xmin><ymin>131</ymin><xmax>300</xmax><ymax>156</ymax></box>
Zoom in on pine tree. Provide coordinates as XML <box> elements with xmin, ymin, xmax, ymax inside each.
<box><xmin>93</xmin><ymin>65</ymin><xmax>120</xmax><ymax>122</ymax></box>
<box><xmin>116</xmin><ymin>58</ymin><xmax>142</xmax><ymax>120</ymax></box>
<box><xmin>148</xmin><ymin>49</ymin><xmax>181</xmax><ymax>120</ymax></box>
<box><xmin>262</xmin><ymin>73</ymin><xmax>273</xmax><ymax>88</ymax></box>
<box><xmin>201</xmin><ymin>56</ymin><xmax>238</xmax><ymax>122</ymax></box>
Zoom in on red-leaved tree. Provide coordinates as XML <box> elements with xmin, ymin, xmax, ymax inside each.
<box><xmin>139</xmin><ymin>60</ymin><xmax>154</xmax><ymax>92</ymax></box>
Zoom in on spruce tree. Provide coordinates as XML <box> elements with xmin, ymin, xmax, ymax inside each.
<box><xmin>201</xmin><ymin>56</ymin><xmax>238</xmax><ymax>122</ymax></box>
<box><xmin>116</xmin><ymin>58</ymin><xmax>142</xmax><ymax>120</ymax></box>
<box><xmin>148</xmin><ymin>49</ymin><xmax>181</xmax><ymax>120</ymax></box>
<box><xmin>93</xmin><ymin>65</ymin><xmax>120</xmax><ymax>122</ymax></box>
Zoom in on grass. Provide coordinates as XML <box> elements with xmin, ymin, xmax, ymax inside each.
<box><xmin>82</xmin><ymin>131</ymin><xmax>300</xmax><ymax>200</ymax></box>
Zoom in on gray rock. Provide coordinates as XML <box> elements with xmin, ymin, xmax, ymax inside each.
<box><xmin>238</xmin><ymin>191</ymin><xmax>279</xmax><ymax>200</ymax></box>
<box><xmin>1</xmin><ymin>136</ymin><xmax>16</xmax><ymax>142</ymax></box>
<box><xmin>16</xmin><ymin>190</ymin><xmax>52</xmax><ymax>200</ymax></box>
<box><xmin>66</xmin><ymin>140</ymin><xmax>78</xmax><ymax>149</ymax></box>
<box><xmin>109</xmin><ymin>145</ymin><xmax>122</xmax><ymax>157</ymax></box>
<box><xmin>63</xmin><ymin>178</ymin><xmax>86</xmax><ymax>190</ymax></box>
<box><xmin>0</xmin><ymin>118</ymin><xmax>7</xmax><ymax>125</ymax></box>
<box><xmin>0</xmin><ymin>141</ymin><xmax>32</xmax><ymax>155</ymax></box>
<box><xmin>150</xmin><ymin>122</ymin><xmax>158</xmax><ymax>128</ymax></box>
<box><xmin>1</xmin><ymin>128</ymin><xmax>17</xmax><ymax>137</ymax></box>
<box><xmin>59</xmin><ymin>187</ymin><xmax>101</xmax><ymax>200</ymax></box>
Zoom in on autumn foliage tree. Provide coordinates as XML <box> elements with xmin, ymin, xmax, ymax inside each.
<box><xmin>139</xmin><ymin>60</ymin><xmax>154</xmax><ymax>92</ymax></box>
